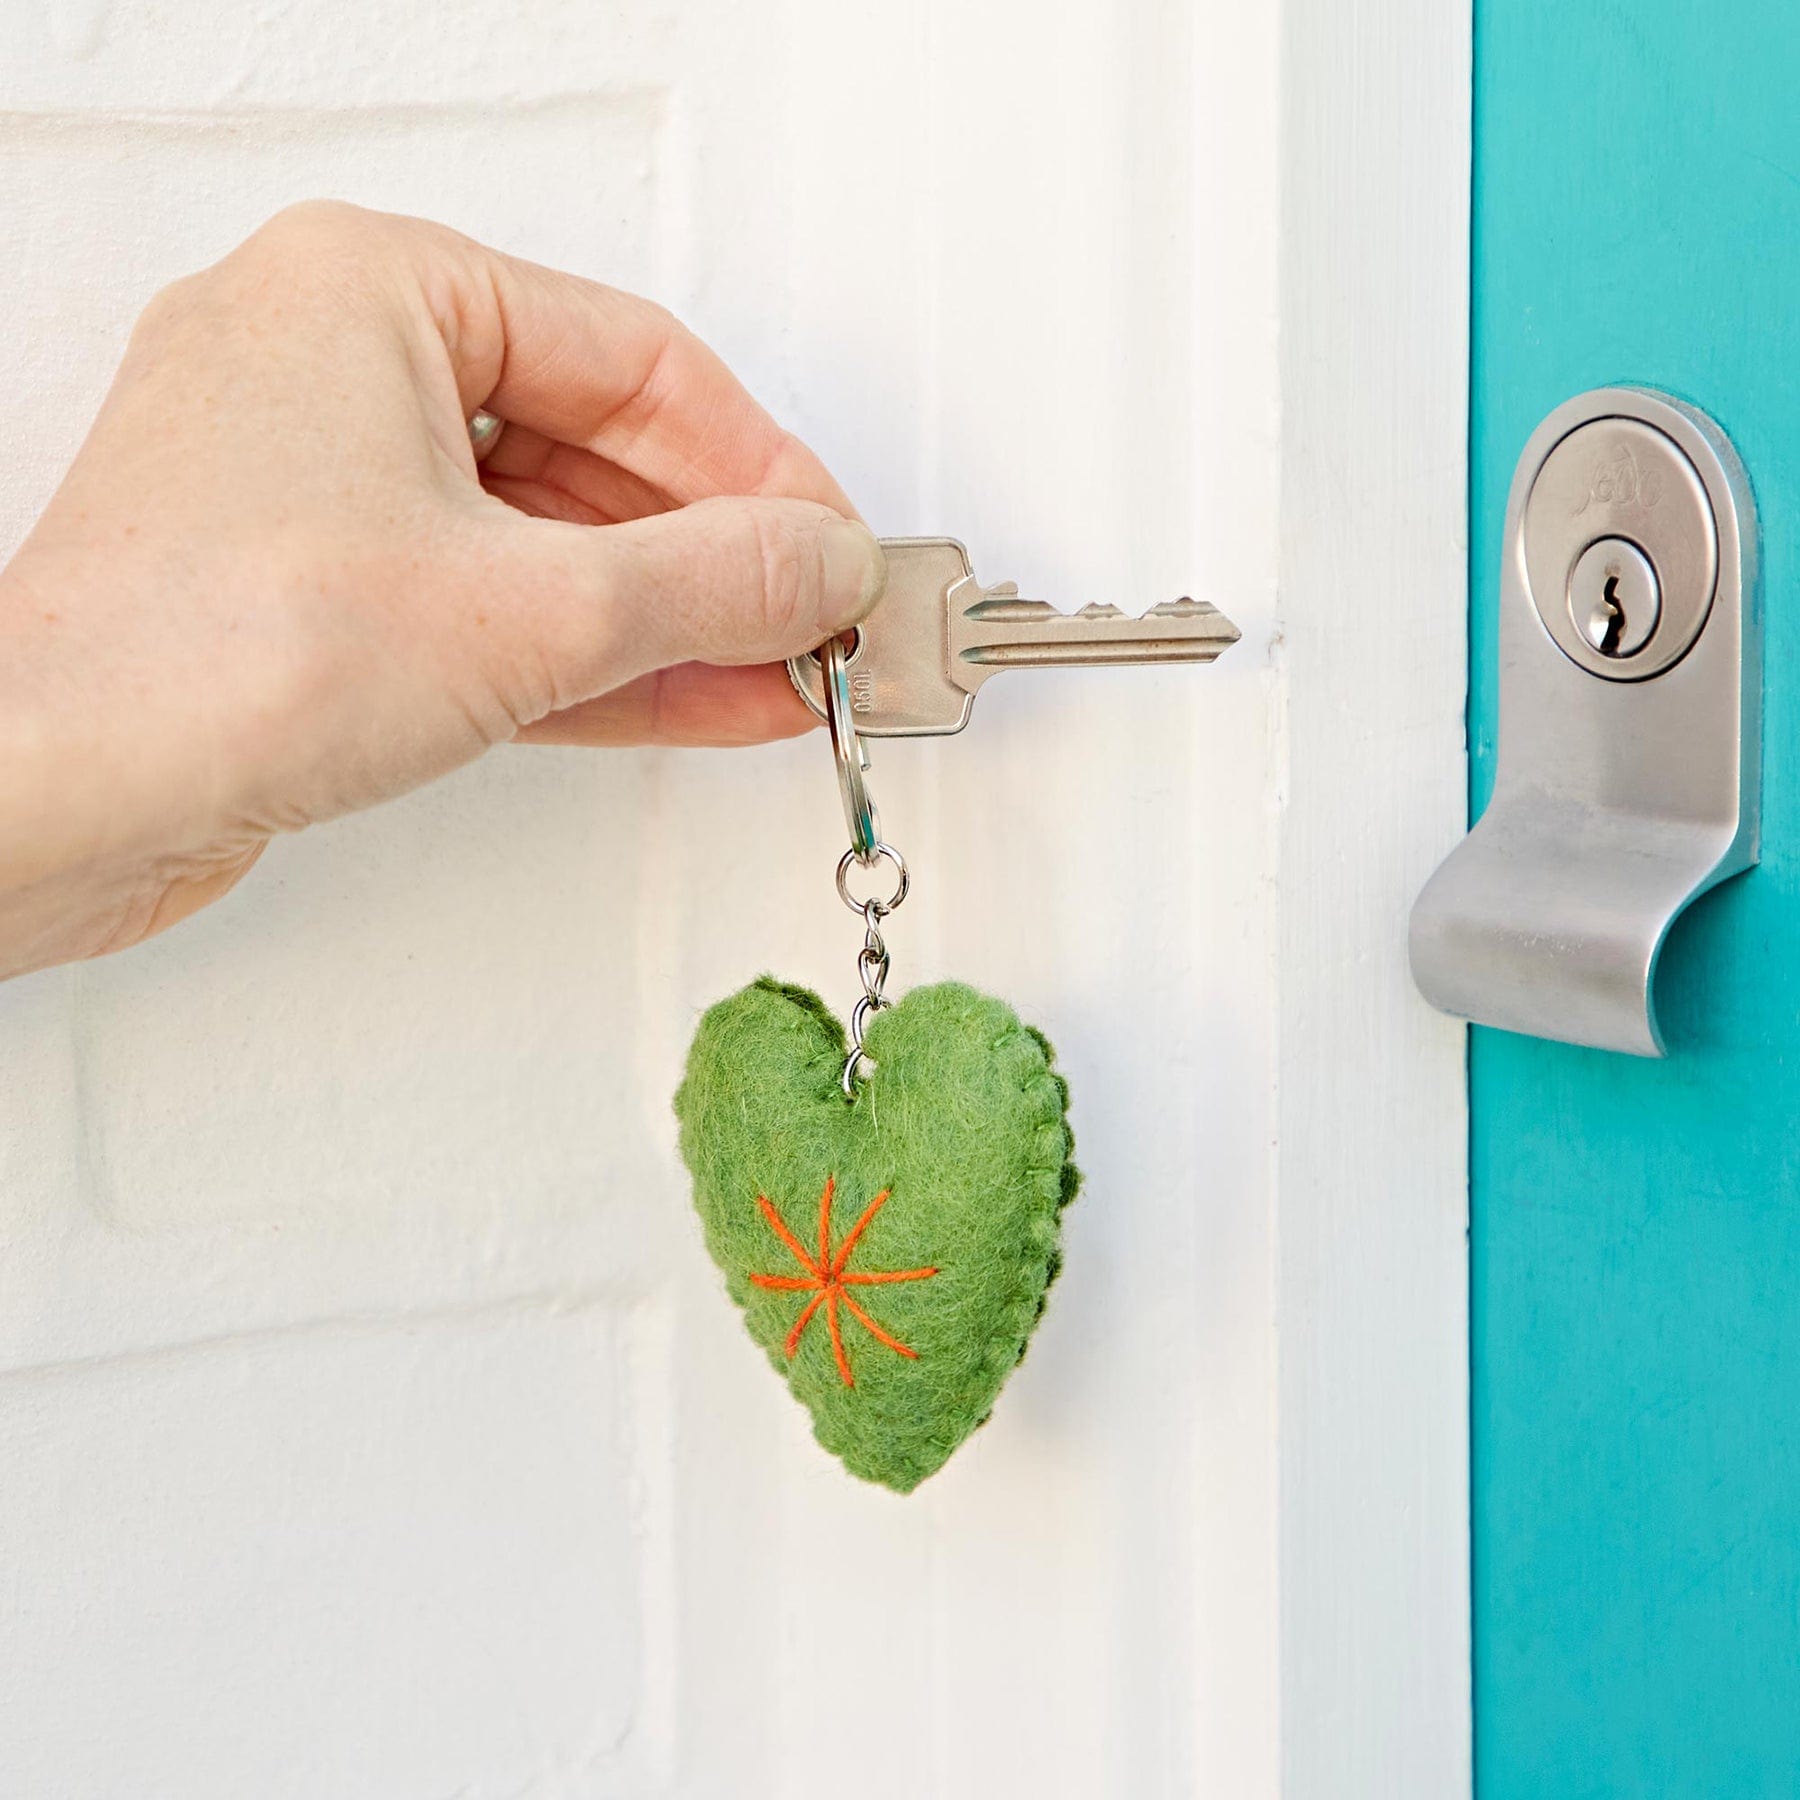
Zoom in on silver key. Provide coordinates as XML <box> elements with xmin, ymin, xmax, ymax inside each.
<box><xmin>787</xmin><ymin>537</ymin><xmax>1239</xmax><ymax>736</ymax></box>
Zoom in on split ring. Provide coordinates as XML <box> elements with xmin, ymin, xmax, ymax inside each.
<box><xmin>837</xmin><ymin>842</ymin><xmax>909</xmax><ymax>916</ymax></box>
<box><xmin>821</xmin><ymin>632</ymin><xmax>880</xmax><ymax>861</ymax></box>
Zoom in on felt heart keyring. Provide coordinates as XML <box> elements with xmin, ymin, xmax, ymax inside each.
<box><xmin>672</xmin><ymin>628</ymin><xmax>1081</xmax><ymax>1491</ymax></box>
<box><xmin>675</xmin><ymin>978</ymin><xmax>1078</xmax><ymax>1492</ymax></box>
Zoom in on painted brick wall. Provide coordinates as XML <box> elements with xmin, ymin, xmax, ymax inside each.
<box><xmin>0</xmin><ymin>2</ymin><xmax>1300</xmax><ymax>1794</ymax></box>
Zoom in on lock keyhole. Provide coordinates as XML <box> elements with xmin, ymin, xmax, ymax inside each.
<box><xmin>1596</xmin><ymin>573</ymin><xmax>1626</xmax><ymax>656</ymax></box>
<box><xmin>1567</xmin><ymin>536</ymin><xmax>1662</xmax><ymax>663</ymax></box>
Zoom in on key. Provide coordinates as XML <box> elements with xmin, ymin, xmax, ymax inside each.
<box><xmin>787</xmin><ymin>538</ymin><xmax>1239</xmax><ymax>736</ymax></box>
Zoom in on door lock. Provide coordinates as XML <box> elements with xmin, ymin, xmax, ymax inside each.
<box><xmin>1409</xmin><ymin>387</ymin><xmax>1760</xmax><ymax>1056</ymax></box>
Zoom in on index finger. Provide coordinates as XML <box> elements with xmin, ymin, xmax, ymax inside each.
<box><xmin>418</xmin><ymin>223</ymin><xmax>855</xmax><ymax>514</ymax></box>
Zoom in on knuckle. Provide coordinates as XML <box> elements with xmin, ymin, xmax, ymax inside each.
<box><xmin>747</xmin><ymin>507</ymin><xmax>820</xmax><ymax>643</ymax></box>
<box><xmin>478</xmin><ymin>520</ymin><xmax>611</xmax><ymax>723</ymax></box>
<box><xmin>227</xmin><ymin>202</ymin><xmax>412</xmax><ymax>308</ymax></box>
<box><xmin>634</xmin><ymin>293</ymin><xmax>682</xmax><ymax>338</ymax></box>
<box><xmin>252</xmin><ymin>198</ymin><xmax>386</xmax><ymax>257</ymax></box>
<box><xmin>133</xmin><ymin>204</ymin><xmax>398</xmax><ymax>343</ymax></box>
<box><xmin>131</xmin><ymin>269</ymin><xmax>206</xmax><ymax>344</ymax></box>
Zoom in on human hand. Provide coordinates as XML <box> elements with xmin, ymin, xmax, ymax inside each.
<box><xmin>0</xmin><ymin>202</ymin><xmax>886</xmax><ymax>979</ymax></box>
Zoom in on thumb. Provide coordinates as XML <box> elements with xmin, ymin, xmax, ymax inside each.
<box><xmin>498</xmin><ymin>496</ymin><xmax>888</xmax><ymax>702</ymax></box>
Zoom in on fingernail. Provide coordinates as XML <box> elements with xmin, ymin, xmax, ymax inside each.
<box><xmin>820</xmin><ymin>519</ymin><xmax>888</xmax><ymax>627</ymax></box>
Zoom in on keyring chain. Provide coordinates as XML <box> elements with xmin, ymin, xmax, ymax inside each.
<box><xmin>818</xmin><ymin>622</ymin><xmax>914</xmax><ymax>1096</ymax></box>
<box><xmin>836</xmin><ymin>843</ymin><xmax>909</xmax><ymax>1095</ymax></box>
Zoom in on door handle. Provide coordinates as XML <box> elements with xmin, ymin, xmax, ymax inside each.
<box><xmin>1410</xmin><ymin>386</ymin><xmax>1760</xmax><ymax>1056</ymax></box>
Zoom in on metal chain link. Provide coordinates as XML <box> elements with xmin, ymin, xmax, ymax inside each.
<box><xmin>835</xmin><ymin>843</ymin><xmax>909</xmax><ymax>1096</ymax></box>
<box><xmin>820</xmin><ymin>624</ymin><xmax>912</xmax><ymax>1095</ymax></box>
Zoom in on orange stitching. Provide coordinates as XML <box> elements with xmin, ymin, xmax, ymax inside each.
<box><xmin>829</xmin><ymin>1188</ymin><xmax>891</xmax><ymax>1278</ymax></box>
<box><xmin>818</xmin><ymin>1173</ymin><xmax>835</xmax><ymax>1271</ymax></box>
<box><xmin>839</xmin><ymin>1290</ymin><xmax>919</xmax><ymax>1360</ymax></box>
<box><xmin>756</xmin><ymin>1192</ymin><xmax>821</xmax><ymax>1278</ymax></box>
<box><xmin>785</xmin><ymin>1289</ymin><xmax>827</xmax><ymax>1358</ymax></box>
<box><xmin>749</xmin><ymin>1176</ymin><xmax>939</xmax><ymax>1387</ymax></box>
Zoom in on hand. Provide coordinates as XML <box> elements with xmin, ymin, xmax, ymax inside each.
<box><xmin>0</xmin><ymin>202</ymin><xmax>886</xmax><ymax>979</ymax></box>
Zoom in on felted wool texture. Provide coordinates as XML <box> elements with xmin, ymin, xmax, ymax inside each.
<box><xmin>674</xmin><ymin>977</ymin><xmax>1080</xmax><ymax>1493</ymax></box>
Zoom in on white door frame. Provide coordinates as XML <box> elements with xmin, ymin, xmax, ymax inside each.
<box><xmin>1275</xmin><ymin>0</ymin><xmax>1472</xmax><ymax>1791</ymax></box>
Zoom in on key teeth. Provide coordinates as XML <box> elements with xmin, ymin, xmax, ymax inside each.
<box><xmin>1154</xmin><ymin>595</ymin><xmax>1240</xmax><ymax>635</ymax></box>
<box><xmin>963</xmin><ymin>596</ymin><xmax>1059</xmax><ymax>622</ymax></box>
<box><xmin>964</xmin><ymin>591</ymin><xmax>1236</xmax><ymax>631</ymax></box>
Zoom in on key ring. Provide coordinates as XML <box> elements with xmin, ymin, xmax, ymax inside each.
<box><xmin>821</xmin><ymin>632</ymin><xmax>880</xmax><ymax>862</ymax></box>
<box><xmin>836</xmin><ymin>842</ymin><xmax>909</xmax><ymax>915</ymax></box>
<box><xmin>467</xmin><ymin>407</ymin><xmax>505</xmax><ymax>462</ymax></box>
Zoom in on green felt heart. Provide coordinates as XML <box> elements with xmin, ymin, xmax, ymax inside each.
<box><xmin>674</xmin><ymin>978</ymin><xmax>1079</xmax><ymax>1492</ymax></box>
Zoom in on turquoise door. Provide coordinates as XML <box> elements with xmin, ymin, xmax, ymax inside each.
<box><xmin>1474</xmin><ymin>3</ymin><xmax>1800</xmax><ymax>1792</ymax></box>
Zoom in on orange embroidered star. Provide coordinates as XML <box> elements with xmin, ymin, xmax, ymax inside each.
<box><xmin>749</xmin><ymin>1175</ymin><xmax>939</xmax><ymax>1387</ymax></box>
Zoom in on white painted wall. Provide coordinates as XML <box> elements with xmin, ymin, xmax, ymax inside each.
<box><xmin>0</xmin><ymin>3</ymin><xmax>1467</xmax><ymax>1796</ymax></box>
